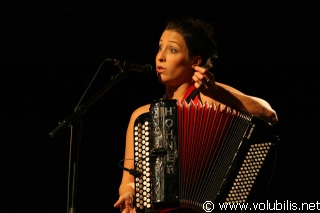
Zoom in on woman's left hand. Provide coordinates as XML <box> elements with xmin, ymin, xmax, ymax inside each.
<box><xmin>192</xmin><ymin>65</ymin><xmax>216</xmax><ymax>91</ymax></box>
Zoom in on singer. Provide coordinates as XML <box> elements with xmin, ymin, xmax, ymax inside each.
<box><xmin>113</xmin><ymin>16</ymin><xmax>279</xmax><ymax>213</ymax></box>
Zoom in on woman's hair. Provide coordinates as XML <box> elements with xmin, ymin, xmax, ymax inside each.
<box><xmin>165</xmin><ymin>16</ymin><xmax>219</xmax><ymax>69</ymax></box>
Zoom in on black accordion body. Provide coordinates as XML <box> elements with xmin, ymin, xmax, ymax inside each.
<box><xmin>133</xmin><ymin>99</ymin><xmax>279</xmax><ymax>212</ymax></box>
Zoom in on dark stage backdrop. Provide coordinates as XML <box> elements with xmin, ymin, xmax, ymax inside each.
<box><xmin>1</xmin><ymin>1</ymin><xmax>319</xmax><ymax>213</ymax></box>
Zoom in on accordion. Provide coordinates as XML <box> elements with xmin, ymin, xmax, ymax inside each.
<box><xmin>133</xmin><ymin>99</ymin><xmax>279</xmax><ymax>212</ymax></box>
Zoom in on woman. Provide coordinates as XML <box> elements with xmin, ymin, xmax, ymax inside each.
<box><xmin>114</xmin><ymin>16</ymin><xmax>278</xmax><ymax>213</ymax></box>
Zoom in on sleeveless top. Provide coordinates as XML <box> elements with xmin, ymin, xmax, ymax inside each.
<box><xmin>163</xmin><ymin>85</ymin><xmax>202</xmax><ymax>104</ymax></box>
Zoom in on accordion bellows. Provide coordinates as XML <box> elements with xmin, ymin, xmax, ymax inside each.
<box><xmin>133</xmin><ymin>99</ymin><xmax>279</xmax><ymax>212</ymax></box>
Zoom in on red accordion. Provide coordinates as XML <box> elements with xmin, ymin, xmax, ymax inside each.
<box><xmin>133</xmin><ymin>99</ymin><xmax>279</xmax><ymax>212</ymax></box>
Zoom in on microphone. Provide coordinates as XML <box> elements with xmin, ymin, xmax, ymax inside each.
<box><xmin>105</xmin><ymin>58</ymin><xmax>152</xmax><ymax>73</ymax></box>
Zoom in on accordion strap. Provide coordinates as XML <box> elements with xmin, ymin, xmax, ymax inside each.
<box><xmin>182</xmin><ymin>85</ymin><xmax>201</xmax><ymax>104</ymax></box>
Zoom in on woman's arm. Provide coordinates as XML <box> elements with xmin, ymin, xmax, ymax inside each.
<box><xmin>212</xmin><ymin>82</ymin><xmax>278</xmax><ymax>125</ymax></box>
<box><xmin>192</xmin><ymin>66</ymin><xmax>278</xmax><ymax>125</ymax></box>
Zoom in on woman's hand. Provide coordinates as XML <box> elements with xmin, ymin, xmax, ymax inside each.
<box><xmin>192</xmin><ymin>65</ymin><xmax>216</xmax><ymax>92</ymax></box>
<box><xmin>114</xmin><ymin>192</ymin><xmax>136</xmax><ymax>213</ymax></box>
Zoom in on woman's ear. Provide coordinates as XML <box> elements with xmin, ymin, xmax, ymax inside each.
<box><xmin>192</xmin><ymin>56</ymin><xmax>202</xmax><ymax>67</ymax></box>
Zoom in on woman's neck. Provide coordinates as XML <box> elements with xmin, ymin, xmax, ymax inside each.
<box><xmin>165</xmin><ymin>83</ymin><xmax>192</xmax><ymax>101</ymax></box>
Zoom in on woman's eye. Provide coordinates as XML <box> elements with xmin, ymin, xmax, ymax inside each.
<box><xmin>169</xmin><ymin>48</ymin><xmax>177</xmax><ymax>53</ymax></box>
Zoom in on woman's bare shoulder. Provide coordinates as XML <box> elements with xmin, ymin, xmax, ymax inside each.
<box><xmin>130</xmin><ymin>104</ymin><xmax>151</xmax><ymax>120</ymax></box>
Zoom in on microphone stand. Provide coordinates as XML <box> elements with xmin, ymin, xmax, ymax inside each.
<box><xmin>49</xmin><ymin>64</ymin><xmax>126</xmax><ymax>213</ymax></box>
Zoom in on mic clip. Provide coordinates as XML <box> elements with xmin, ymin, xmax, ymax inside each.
<box><xmin>118</xmin><ymin>159</ymin><xmax>142</xmax><ymax>178</ymax></box>
<box><xmin>127</xmin><ymin>168</ymin><xmax>142</xmax><ymax>178</ymax></box>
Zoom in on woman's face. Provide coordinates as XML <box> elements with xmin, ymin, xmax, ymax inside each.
<box><xmin>155</xmin><ymin>30</ymin><xmax>196</xmax><ymax>87</ymax></box>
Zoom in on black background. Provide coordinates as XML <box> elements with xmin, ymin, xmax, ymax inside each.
<box><xmin>2</xmin><ymin>1</ymin><xmax>319</xmax><ymax>212</ymax></box>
